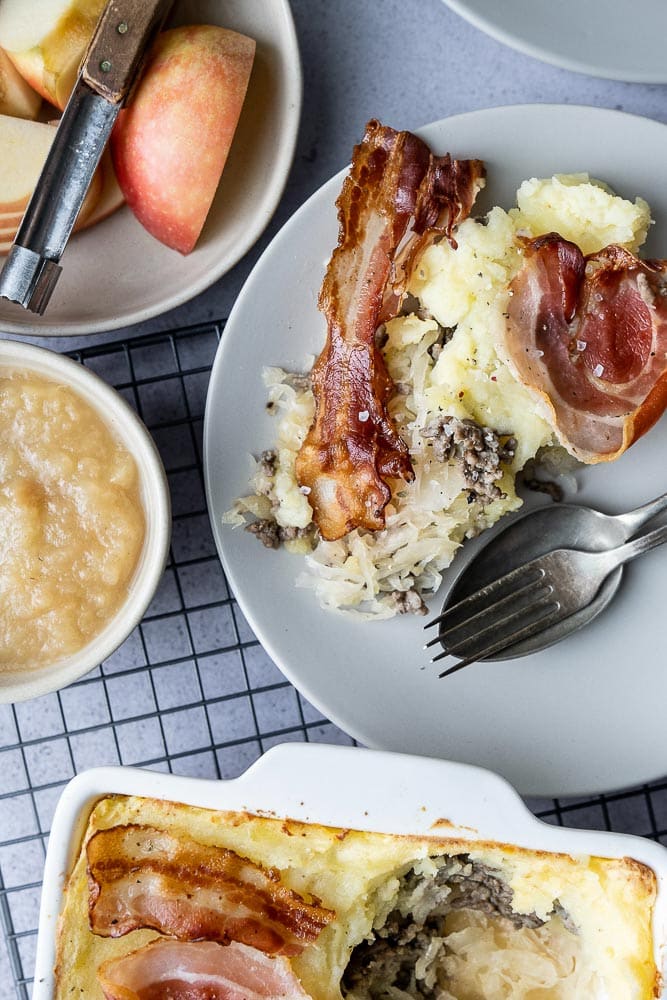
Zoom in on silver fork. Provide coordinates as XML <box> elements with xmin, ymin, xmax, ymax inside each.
<box><xmin>425</xmin><ymin>521</ymin><xmax>667</xmax><ymax>678</ymax></box>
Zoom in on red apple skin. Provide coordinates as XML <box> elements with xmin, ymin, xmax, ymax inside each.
<box><xmin>110</xmin><ymin>25</ymin><xmax>255</xmax><ymax>255</ymax></box>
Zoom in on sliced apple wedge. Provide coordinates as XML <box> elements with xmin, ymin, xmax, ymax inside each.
<box><xmin>111</xmin><ymin>25</ymin><xmax>255</xmax><ymax>255</ymax></box>
<box><xmin>0</xmin><ymin>46</ymin><xmax>41</xmax><ymax>119</ymax></box>
<box><xmin>0</xmin><ymin>177</ymin><xmax>103</xmax><ymax>253</ymax></box>
<box><xmin>0</xmin><ymin>0</ymin><xmax>105</xmax><ymax>111</ymax></box>
<box><xmin>0</xmin><ymin>212</ymin><xmax>25</xmax><ymax>230</ymax></box>
<box><xmin>0</xmin><ymin>114</ymin><xmax>58</xmax><ymax>212</ymax></box>
<box><xmin>0</xmin><ymin>113</ymin><xmax>103</xmax><ymax>254</ymax></box>
<box><xmin>74</xmin><ymin>147</ymin><xmax>125</xmax><ymax>232</ymax></box>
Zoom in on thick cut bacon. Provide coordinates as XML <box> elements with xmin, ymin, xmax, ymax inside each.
<box><xmin>97</xmin><ymin>939</ymin><xmax>312</xmax><ymax>1000</ymax></box>
<box><xmin>295</xmin><ymin>119</ymin><xmax>485</xmax><ymax>540</ymax></box>
<box><xmin>87</xmin><ymin>825</ymin><xmax>334</xmax><ymax>957</ymax></box>
<box><xmin>504</xmin><ymin>233</ymin><xmax>667</xmax><ymax>462</ymax></box>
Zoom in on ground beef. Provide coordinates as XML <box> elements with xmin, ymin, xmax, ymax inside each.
<box><xmin>391</xmin><ymin>589</ymin><xmax>428</xmax><ymax>616</ymax></box>
<box><xmin>375</xmin><ymin>324</ymin><xmax>389</xmax><ymax>349</ymax></box>
<box><xmin>254</xmin><ymin>449</ymin><xmax>277</xmax><ymax>497</ymax></box>
<box><xmin>245</xmin><ymin>518</ymin><xmax>281</xmax><ymax>549</ymax></box>
<box><xmin>245</xmin><ymin>519</ymin><xmax>315</xmax><ymax>550</ymax></box>
<box><xmin>427</xmin><ymin>325</ymin><xmax>457</xmax><ymax>362</ymax></box>
<box><xmin>400</xmin><ymin>293</ymin><xmax>422</xmax><ymax>317</ymax></box>
<box><xmin>392</xmin><ymin>296</ymin><xmax>456</xmax><ymax>361</ymax></box>
<box><xmin>421</xmin><ymin>415</ymin><xmax>516</xmax><ymax>506</ymax></box>
<box><xmin>444</xmin><ymin>860</ymin><xmax>543</xmax><ymax>929</ymax></box>
<box><xmin>246</xmin><ymin>444</ymin><xmax>318</xmax><ymax>550</ymax></box>
<box><xmin>342</xmin><ymin>855</ymin><xmax>571</xmax><ymax>1000</ymax></box>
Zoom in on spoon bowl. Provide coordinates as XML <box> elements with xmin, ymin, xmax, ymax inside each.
<box><xmin>441</xmin><ymin>491</ymin><xmax>667</xmax><ymax>660</ymax></box>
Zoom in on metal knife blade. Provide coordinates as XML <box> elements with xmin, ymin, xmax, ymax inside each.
<box><xmin>0</xmin><ymin>0</ymin><xmax>174</xmax><ymax>315</ymax></box>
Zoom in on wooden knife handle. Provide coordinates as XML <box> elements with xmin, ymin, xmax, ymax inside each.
<box><xmin>81</xmin><ymin>0</ymin><xmax>175</xmax><ymax>104</ymax></box>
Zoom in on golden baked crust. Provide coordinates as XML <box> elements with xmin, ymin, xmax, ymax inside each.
<box><xmin>54</xmin><ymin>793</ymin><xmax>660</xmax><ymax>999</ymax></box>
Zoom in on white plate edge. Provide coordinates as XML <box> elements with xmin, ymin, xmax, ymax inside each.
<box><xmin>202</xmin><ymin>103</ymin><xmax>667</xmax><ymax>799</ymax></box>
<box><xmin>442</xmin><ymin>0</ymin><xmax>667</xmax><ymax>83</ymax></box>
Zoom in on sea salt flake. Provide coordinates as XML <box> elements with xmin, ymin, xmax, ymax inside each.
<box><xmin>593</xmin><ymin>363</ymin><xmax>605</xmax><ymax>378</ymax></box>
<box><xmin>358</xmin><ymin>410</ymin><xmax>370</xmax><ymax>422</ymax></box>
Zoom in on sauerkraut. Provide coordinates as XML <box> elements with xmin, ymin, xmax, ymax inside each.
<box><xmin>343</xmin><ymin>856</ymin><xmax>607</xmax><ymax>1000</ymax></box>
<box><xmin>225</xmin><ymin>175</ymin><xmax>651</xmax><ymax>618</ymax></box>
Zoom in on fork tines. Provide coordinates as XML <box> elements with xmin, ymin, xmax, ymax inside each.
<box><xmin>424</xmin><ymin>563</ymin><xmax>562</xmax><ymax>677</ymax></box>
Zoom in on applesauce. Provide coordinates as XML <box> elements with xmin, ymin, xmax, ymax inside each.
<box><xmin>0</xmin><ymin>369</ymin><xmax>145</xmax><ymax>670</ymax></box>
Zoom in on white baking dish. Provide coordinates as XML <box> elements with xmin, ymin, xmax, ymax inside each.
<box><xmin>32</xmin><ymin>743</ymin><xmax>667</xmax><ymax>997</ymax></box>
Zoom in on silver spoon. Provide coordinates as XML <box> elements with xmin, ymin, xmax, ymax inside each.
<box><xmin>439</xmin><ymin>490</ymin><xmax>667</xmax><ymax>660</ymax></box>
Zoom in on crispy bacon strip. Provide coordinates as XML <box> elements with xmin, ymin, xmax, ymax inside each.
<box><xmin>295</xmin><ymin>119</ymin><xmax>485</xmax><ymax>540</ymax></box>
<box><xmin>87</xmin><ymin>825</ymin><xmax>334</xmax><ymax>957</ymax></box>
<box><xmin>97</xmin><ymin>939</ymin><xmax>312</xmax><ymax>1000</ymax></box>
<box><xmin>380</xmin><ymin>148</ymin><xmax>486</xmax><ymax>322</ymax></box>
<box><xmin>503</xmin><ymin>233</ymin><xmax>667</xmax><ymax>462</ymax></box>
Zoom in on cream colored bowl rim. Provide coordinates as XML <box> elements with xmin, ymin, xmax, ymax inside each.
<box><xmin>0</xmin><ymin>338</ymin><xmax>171</xmax><ymax>703</ymax></box>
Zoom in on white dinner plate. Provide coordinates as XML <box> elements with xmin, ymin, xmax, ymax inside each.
<box><xmin>0</xmin><ymin>0</ymin><xmax>301</xmax><ymax>336</ymax></box>
<box><xmin>204</xmin><ymin>105</ymin><xmax>667</xmax><ymax>798</ymax></box>
<box><xmin>444</xmin><ymin>0</ymin><xmax>667</xmax><ymax>83</ymax></box>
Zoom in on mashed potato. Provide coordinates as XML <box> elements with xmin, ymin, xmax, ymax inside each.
<box><xmin>226</xmin><ymin>175</ymin><xmax>651</xmax><ymax>618</ymax></box>
<box><xmin>55</xmin><ymin>794</ymin><xmax>659</xmax><ymax>1000</ymax></box>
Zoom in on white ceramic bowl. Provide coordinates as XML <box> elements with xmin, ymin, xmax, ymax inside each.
<box><xmin>0</xmin><ymin>339</ymin><xmax>171</xmax><ymax>703</ymax></box>
<box><xmin>442</xmin><ymin>0</ymin><xmax>667</xmax><ymax>83</ymax></box>
<box><xmin>31</xmin><ymin>743</ymin><xmax>667</xmax><ymax>997</ymax></box>
<box><xmin>0</xmin><ymin>0</ymin><xmax>302</xmax><ymax>337</ymax></box>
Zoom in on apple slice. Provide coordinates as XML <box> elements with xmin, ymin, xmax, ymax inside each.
<box><xmin>0</xmin><ymin>47</ymin><xmax>41</xmax><ymax>119</ymax></box>
<box><xmin>0</xmin><ymin>0</ymin><xmax>105</xmax><ymax>111</ymax></box>
<box><xmin>74</xmin><ymin>147</ymin><xmax>125</xmax><ymax>232</ymax></box>
<box><xmin>0</xmin><ymin>114</ymin><xmax>58</xmax><ymax>212</ymax></box>
<box><xmin>0</xmin><ymin>212</ymin><xmax>25</xmax><ymax>229</ymax></box>
<box><xmin>0</xmin><ymin>173</ymin><xmax>103</xmax><ymax>254</ymax></box>
<box><xmin>111</xmin><ymin>25</ymin><xmax>255</xmax><ymax>255</ymax></box>
<box><xmin>0</xmin><ymin>113</ymin><xmax>103</xmax><ymax>254</ymax></box>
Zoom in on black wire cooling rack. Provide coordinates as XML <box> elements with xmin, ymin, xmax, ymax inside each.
<box><xmin>1</xmin><ymin>320</ymin><xmax>667</xmax><ymax>999</ymax></box>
